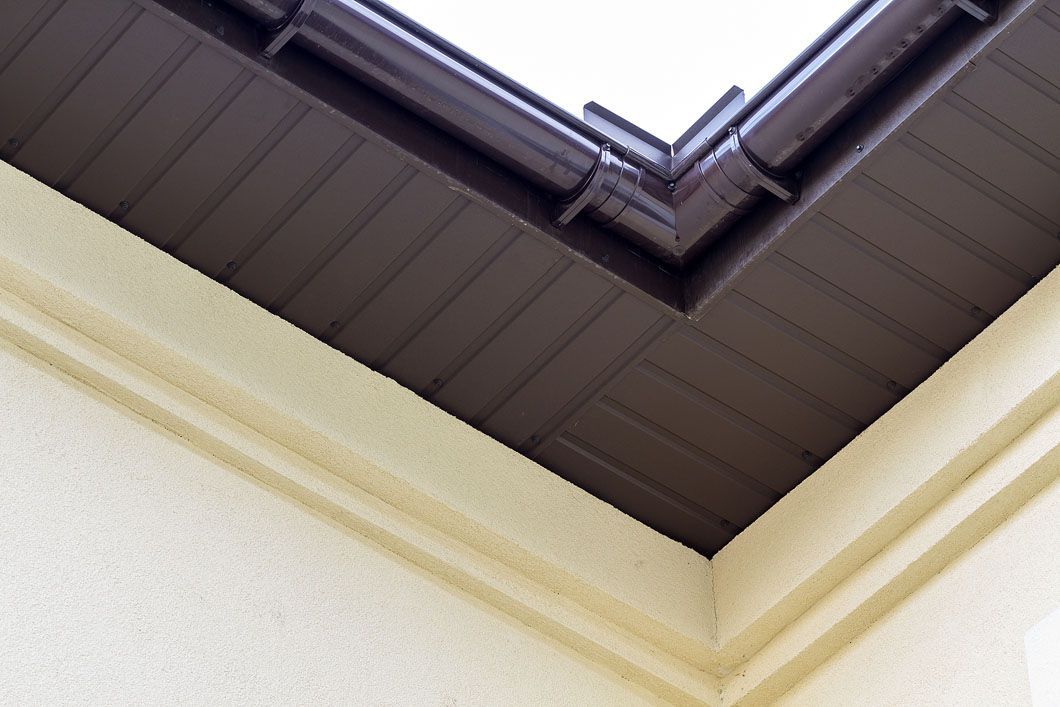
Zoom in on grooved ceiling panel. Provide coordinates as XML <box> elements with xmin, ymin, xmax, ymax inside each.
<box><xmin>2</xmin><ymin>0</ymin><xmax>1058</xmax><ymax>556</ymax></box>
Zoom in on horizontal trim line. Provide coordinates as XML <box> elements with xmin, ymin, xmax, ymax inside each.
<box><xmin>54</xmin><ymin>36</ymin><xmax>200</xmax><ymax>192</ymax></box>
<box><xmin>898</xmin><ymin>133</ymin><xmax>1059</xmax><ymax>234</ymax></box>
<box><xmin>807</xmin><ymin>213</ymin><xmax>992</xmax><ymax>332</ymax></box>
<box><xmin>526</xmin><ymin>317</ymin><xmax>678</xmax><ymax>457</ymax></box>
<box><xmin>853</xmin><ymin>174</ymin><xmax>1034</xmax><ymax>284</ymax></box>
<box><xmin>554</xmin><ymin>434</ymin><xmax>742</xmax><ymax>537</ymax></box>
<box><xmin>628</xmin><ymin>364</ymin><xmax>805</xmax><ymax>495</ymax></box>
<box><xmin>373</xmin><ymin>227</ymin><xmax>522</xmax><ymax>370</ymax></box>
<box><xmin>677</xmin><ymin>326</ymin><xmax>863</xmax><ymax>434</ymax></box>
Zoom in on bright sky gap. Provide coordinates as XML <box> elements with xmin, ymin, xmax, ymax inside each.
<box><xmin>387</xmin><ymin>0</ymin><xmax>856</xmax><ymax>142</ymax></box>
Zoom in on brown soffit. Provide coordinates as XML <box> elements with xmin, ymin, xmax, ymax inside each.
<box><xmin>0</xmin><ymin>0</ymin><xmax>1057</xmax><ymax>555</ymax></box>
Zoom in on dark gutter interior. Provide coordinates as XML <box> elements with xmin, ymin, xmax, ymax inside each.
<box><xmin>1</xmin><ymin>0</ymin><xmax>1057</xmax><ymax>555</ymax></box>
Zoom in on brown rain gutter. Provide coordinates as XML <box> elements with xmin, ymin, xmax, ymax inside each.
<box><xmin>220</xmin><ymin>0</ymin><xmax>997</xmax><ymax>265</ymax></box>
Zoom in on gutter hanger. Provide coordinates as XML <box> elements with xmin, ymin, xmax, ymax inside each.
<box><xmin>222</xmin><ymin>0</ymin><xmax>994</xmax><ymax>266</ymax></box>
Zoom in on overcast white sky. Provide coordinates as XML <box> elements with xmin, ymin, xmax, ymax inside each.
<box><xmin>388</xmin><ymin>0</ymin><xmax>855</xmax><ymax>142</ymax></box>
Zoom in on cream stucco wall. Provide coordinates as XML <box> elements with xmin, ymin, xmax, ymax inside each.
<box><xmin>4</xmin><ymin>326</ymin><xmax>1057</xmax><ymax>706</ymax></box>
<box><xmin>0</xmin><ymin>342</ymin><xmax>655</xmax><ymax>705</ymax></box>
<box><xmin>1</xmin><ymin>160</ymin><xmax>1057</xmax><ymax>705</ymax></box>
<box><xmin>0</xmin><ymin>161</ymin><xmax>716</xmax><ymax>705</ymax></box>
<box><xmin>778</xmin><ymin>474</ymin><xmax>1060</xmax><ymax>706</ymax></box>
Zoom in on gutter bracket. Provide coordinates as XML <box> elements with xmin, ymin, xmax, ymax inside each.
<box><xmin>955</xmin><ymin>0</ymin><xmax>998</xmax><ymax>23</ymax></box>
<box><xmin>727</xmin><ymin>128</ymin><xmax>800</xmax><ymax>204</ymax></box>
<box><xmin>261</xmin><ymin>0</ymin><xmax>318</xmax><ymax>58</ymax></box>
<box><xmin>552</xmin><ymin>143</ymin><xmax>644</xmax><ymax>229</ymax></box>
<box><xmin>552</xmin><ymin>143</ymin><xmax>612</xmax><ymax>227</ymax></box>
<box><xmin>553</xmin><ymin>142</ymin><xmax>637</xmax><ymax>227</ymax></box>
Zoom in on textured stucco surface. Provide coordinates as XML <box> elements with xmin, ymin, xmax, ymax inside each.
<box><xmin>713</xmin><ymin>263</ymin><xmax>1060</xmax><ymax>656</ymax></box>
<box><xmin>0</xmin><ymin>343</ymin><xmax>655</xmax><ymax>705</ymax></box>
<box><xmin>2</xmin><ymin>144</ymin><xmax>1058</xmax><ymax>705</ymax></box>
<box><xmin>777</xmin><ymin>475</ymin><xmax>1060</xmax><ymax>706</ymax></box>
<box><xmin>0</xmin><ymin>160</ymin><xmax>713</xmax><ymax>664</ymax></box>
<box><xmin>1026</xmin><ymin>607</ymin><xmax>1060</xmax><ymax>706</ymax></box>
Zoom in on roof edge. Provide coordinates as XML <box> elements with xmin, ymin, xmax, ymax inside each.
<box><xmin>219</xmin><ymin>0</ymin><xmax>994</xmax><ymax>266</ymax></box>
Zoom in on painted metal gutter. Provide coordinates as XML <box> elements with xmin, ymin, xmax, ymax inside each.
<box><xmin>221</xmin><ymin>0</ymin><xmax>994</xmax><ymax>265</ymax></box>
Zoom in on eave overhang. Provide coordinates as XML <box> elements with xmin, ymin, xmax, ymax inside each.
<box><xmin>2</xmin><ymin>159</ymin><xmax>1057</xmax><ymax>702</ymax></box>
<box><xmin>0</xmin><ymin>0</ymin><xmax>1057</xmax><ymax>555</ymax></box>
<box><xmin>217</xmin><ymin>0</ymin><xmax>1002</xmax><ymax>268</ymax></box>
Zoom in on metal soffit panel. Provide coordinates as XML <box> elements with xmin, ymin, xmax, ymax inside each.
<box><xmin>1</xmin><ymin>0</ymin><xmax>1058</xmax><ymax>555</ymax></box>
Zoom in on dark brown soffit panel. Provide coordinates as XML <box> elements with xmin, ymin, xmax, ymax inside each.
<box><xmin>0</xmin><ymin>0</ymin><xmax>1057</xmax><ymax>555</ymax></box>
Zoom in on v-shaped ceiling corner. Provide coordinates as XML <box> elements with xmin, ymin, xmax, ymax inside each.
<box><xmin>219</xmin><ymin>0</ymin><xmax>993</xmax><ymax>267</ymax></box>
<box><xmin>0</xmin><ymin>0</ymin><xmax>1056</xmax><ymax>555</ymax></box>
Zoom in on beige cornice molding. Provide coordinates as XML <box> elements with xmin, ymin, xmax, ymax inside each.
<box><xmin>2</xmin><ymin>155</ymin><xmax>1057</xmax><ymax>704</ymax></box>
<box><xmin>0</xmin><ymin>161</ymin><xmax>718</xmax><ymax>705</ymax></box>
